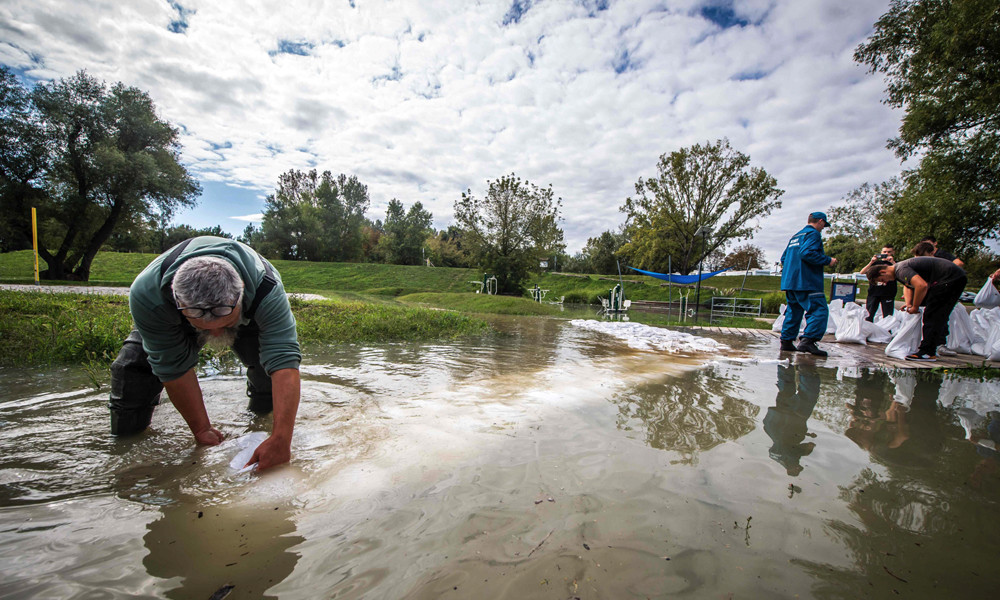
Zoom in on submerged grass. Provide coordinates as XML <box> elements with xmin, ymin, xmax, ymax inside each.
<box><xmin>397</xmin><ymin>292</ymin><xmax>564</xmax><ymax>316</ymax></box>
<box><xmin>0</xmin><ymin>290</ymin><xmax>492</xmax><ymax>367</ymax></box>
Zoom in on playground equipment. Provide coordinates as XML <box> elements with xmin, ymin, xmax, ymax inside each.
<box><xmin>470</xmin><ymin>273</ymin><xmax>498</xmax><ymax>295</ymax></box>
<box><xmin>600</xmin><ymin>283</ymin><xmax>631</xmax><ymax>314</ymax></box>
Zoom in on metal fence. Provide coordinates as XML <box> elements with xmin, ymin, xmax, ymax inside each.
<box><xmin>709</xmin><ymin>296</ymin><xmax>762</xmax><ymax>324</ymax></box>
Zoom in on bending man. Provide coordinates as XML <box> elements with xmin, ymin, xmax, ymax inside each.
<box><xmin>866</xmin><ymin>256</ymin><xmax>967</xmax><ymax>362</ymax></box>
<box><xmin>109</xmin><ymin>236</ymin><xmax>301</xmax><ymax>470</ymax></box>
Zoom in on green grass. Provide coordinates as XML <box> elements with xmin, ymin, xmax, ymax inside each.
<box><xmin>397</xmin><ymin>292</ymin><xmax>564</xmax><ymax>316</ymax></box>
<box><xmin>0</xmin><ymin>290</ymin><xmax>492</xmax><ymax>367</ymax></box>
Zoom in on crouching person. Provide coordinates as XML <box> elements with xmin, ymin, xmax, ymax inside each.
<box><xmin>866</xmin><ymin>256</ymin><xmax>967</xmax><ymax>362</ymax></box>
<box><xmin>109</xmin><ymin>236</ymin><xmax>301</xmax><ymax>470</ymax></box>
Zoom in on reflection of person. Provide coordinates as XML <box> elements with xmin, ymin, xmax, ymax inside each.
<box><xmin>866</xmin><ymin>257</ymin><xmax>967</xmax><ymax>362</ymax></box>
<box><xmin>779</xmin><ymin>212</ymin><xmax>837</xmax><ymax>356</ymax></box>
<box><xmin>143</xmin><ymin>501</ymin><xmax>302</xmax><ymax>598</ymax></box>
<box><xmin>860</xmin><ymin>244</ymin><xmax>897</xmax><ymax>322</ymax></box>
<box><xmin>109</xmin><ymin>236</ymin><xmax>301</xmax><ymax>470</ymax></box>
<box><xmin>763</xmin><ymin>364</ymin><xmax>820</xmax><ymax>476</ymax></box>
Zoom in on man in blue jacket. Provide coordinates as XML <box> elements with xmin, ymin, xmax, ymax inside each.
<box><xmin>780</xmin><ymin>212</ymin><xmax>838</xmax><ymax>356</ymax></box>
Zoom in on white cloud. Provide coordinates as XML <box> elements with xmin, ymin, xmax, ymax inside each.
<box><xmin>230</xmin><ymin>213</ymin><xmax>264</xmax><ymax>223</ymax></box>
<box><xmin>1</xmin><ymin>0</ymin><xmax>906</xmax><ymax>261</ymax></box>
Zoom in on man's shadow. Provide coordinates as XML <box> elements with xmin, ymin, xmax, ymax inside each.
<box><xmin>763</xmin><ymin>363</ymin><xmax>821</xmax><ymax>476</ymax></box>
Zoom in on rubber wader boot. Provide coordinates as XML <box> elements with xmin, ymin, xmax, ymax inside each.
<box><xmin>779</xmin><ymin>340</ymin><xmax>797</xmax><ymax>352</ymax></box>
<box><xmin>796</xmin><ymin>339</ymin><xmax>828</xmax><ymax>357</ymax></box>
<box><xmin>108</xmin><ymin>331</ymin><xmax>163</xmax><ymax>435</ymax></box>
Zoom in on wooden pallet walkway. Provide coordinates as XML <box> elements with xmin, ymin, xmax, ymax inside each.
<box><xmin>679</xmin><ymin>325</ymin><xmax>999</xmax><ymax>370</ymax></box>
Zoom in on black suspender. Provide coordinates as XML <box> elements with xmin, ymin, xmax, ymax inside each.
<box><xmin>160</xmin><ymin>238</ymin><xmax>277</xmax><ymax>320</ymax></box>
<box><xmin>245</xmin><ymin>257</ymin><xmax>276</xmax><ymax>320</ymax></box>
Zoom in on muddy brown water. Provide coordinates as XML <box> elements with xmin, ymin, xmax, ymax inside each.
<box><xmin>1</xmin><ymin>315</ymin><xmax>999</xmax><ymax>599</ymax></box>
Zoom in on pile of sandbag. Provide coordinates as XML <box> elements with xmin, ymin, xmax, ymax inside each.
<box><xmin>769</xmin><ymin>290</ymin><xmax>1000</xmax><ymax>360</ymax></box>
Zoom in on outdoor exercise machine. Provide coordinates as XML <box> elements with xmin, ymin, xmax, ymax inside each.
<box><xmin>470</xmin><ymin>273</ymin><xmax>498</xmax><ymax>295</ymax></box>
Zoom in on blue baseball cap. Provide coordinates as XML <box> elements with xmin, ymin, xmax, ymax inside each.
<box><xmin>809</xmin><ymin>211</ymin><xmax>829</xmax><ymax>225</ymax></box>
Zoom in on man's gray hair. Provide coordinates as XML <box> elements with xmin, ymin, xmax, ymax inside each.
<box><xmin>173</xmin><ymin>257</ymin><xmax>243</xmax><ymax>320</ymax></box>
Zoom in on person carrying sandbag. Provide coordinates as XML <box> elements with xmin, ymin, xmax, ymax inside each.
<box><xmin>866</xmin><ymin>256</ymin><xmax>967</xmax><ymax>362</ymax></box>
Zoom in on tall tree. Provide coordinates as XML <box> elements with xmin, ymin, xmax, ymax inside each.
<box><xmin>0</xmin><ymin>67</ymin><xmax>50</xmax><ymax>252</ymax></box>
<box><xmin>455</xmin><ymin>174</ymin><xmax>564</xmax><ymax>294</ymax></box>
<box><xmin>620</xmin><ymin>139</ymin><xmax>783</xmax><ymax>275</ymax></box>
<box><xmin>721</xmin><ymin>244</ymin><xmax>766</xmax><ymax>270</ymax></box>
<box><xmin>855</xmin><ymin>0</ymin><xmax>1000</xmax><ymax>251</ymax></box>
<box><xmin>258</xmin><ymin>169</ymin><xmax>370</xmax><ymax>262</ymax></box>
<box><xmin>379</xmin><ymin>199</ymin><xmax>432</xmax><ymax>265</ymax></box>
<box><xmin>581</xmin><ymin>229</ymin><xmax>626</xmax><ymax>275</ymax></box>
<box><xmin>21</xmin><ymin>71</ymin><xmax>199</xmax><ymax>279</ymax></box>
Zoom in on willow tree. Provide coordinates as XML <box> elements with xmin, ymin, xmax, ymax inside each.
<box><xmin>620</xmin><ymin>139</ymin><xmax>783</xmax><ymax>275</ymax></box>
<box><xmin>10</xmin><ymin>70</ymin><xmax>200</xmax><ymax>280</ymax></box>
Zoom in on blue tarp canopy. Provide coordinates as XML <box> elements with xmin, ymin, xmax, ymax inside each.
<box><xmin>627</xmin><ymin>266</ymin><xmax>731</xmax><ymax>284</ymax></box>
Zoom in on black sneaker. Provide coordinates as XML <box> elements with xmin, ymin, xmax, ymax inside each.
<box><xmin>780</xmin><ymin>340</ymin><xmax>797</xmax><ymax>352</ymax></box>
<box><xmin>796</xmin><ymin>339</ymin><xmax>828</xmax><ymax>357</ymax></box>
<box><xmin>905</xmin><ymin>353</ymin><xmax>937</xmax><ymax>362</ymax></box>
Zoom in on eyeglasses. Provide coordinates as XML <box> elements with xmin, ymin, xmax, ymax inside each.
<box><xmin>174</xmin><ymin>290</ymin><xmax>242</xmax><ymax>319</ymax></box>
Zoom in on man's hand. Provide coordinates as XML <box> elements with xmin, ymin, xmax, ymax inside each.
<box><xmin>905</xmin><ymin>305</ymin><xmax>920</xmax><ymax>314</ymax></box>
<box><xmin>194</xmin><ymin>426</ymin><xmax>224</xmax><ymax>445</ymax></box>
<box><xmin>245</xmin><ymin>434</ymin><xmax>291</xmax><ymax>471</ymax></box>
<box><xmin>829</xmin><ymin>257</ymin><xmax>838</xmax><ymax>267</ymax></box>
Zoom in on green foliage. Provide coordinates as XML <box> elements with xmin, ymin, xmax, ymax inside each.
<box><xmin>721</xmin><ymin>243</ymin><xmax>766</xmax><ymax>270</ymax></box>
<box><xmin>258</xmin><ymin>169</ymin><xmax>370</xmax><ymax>262</ymax></box>
<box><xmin>580</xmin><ymin>230</ymin><xmax>627</xmax><ymax>274</ymax></box>
<box><xmin>0</xmin><ymin>67</ymin><xmax>49</xmax><ymax>252</ymax></box>
<box><xmin>824</xmin><ymin>234</ymin><xmax>877</xmax><ymax>274</ymax></box>
<box><xmin>620</xmin><ymin>138</ymin><xmax>783</xmax><ymax>275</ymax></box>
<box><xmin>0</xmin><ymin>68</ymin><xmax>200</xmax><ymax>280</ymax></box>
<box><xmin>378</xmin><ymin>199</ymin><xmax>433</xmax><ymax>265</ymax></box>
<box><xmin>397</xmin><ymin>292</ymin><xmax>564</xmax><ymax>316</ymax></box>
<box><xmin>0</xmin><ymin>290</ymin><xmax>493</xmax><ymax>367</ymax></box>
<box><xmin>425</xmin><ymin>225</ymin><xmax>472</xmax><ymax>268</ymax></box>
<box><xmin>761</xmin><ymin>292</ymin><xmax>786</xmax><ymax>314</ymax></box>
<box><xmin>455</xmin><ymin>173</ymin><xmax>565</xmax><ymax>295</ymax></box>
<box><xmin>853</xmin><ymin>0</ymin><xmax>1000</xmax><ymax>253</ymax></box>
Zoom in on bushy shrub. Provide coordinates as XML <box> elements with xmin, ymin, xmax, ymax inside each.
<box><xmin>563</xmin><ymin>290</ymin><xmax>594</xmax><ymax>304</ymax></box>
<box><xmin>762</xmin><ymin>291</ymin><xmax>785</xmax><ymax>314</ymax></box>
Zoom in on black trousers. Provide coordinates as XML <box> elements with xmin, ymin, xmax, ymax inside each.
<box><xmin>917</xmin><ymin>276</ymin><xmax>968</xmax><ymax>356</ymax></box>
<box><xmin>108</xmin><ymin>322</ymin><xmax>274</xmax><ymax>435</ymax></box>
<box><xmin>865</xmin><ymin>294</ymin><xmax>895</xmax><ymax>322</ymax></box>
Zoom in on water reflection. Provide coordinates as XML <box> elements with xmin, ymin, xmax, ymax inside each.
<box><xmin>763</xmin><ymin>364</ymin><xmax>819</xmax><ymax>476</ymax></box>
<box><xmin>611</xmin><ymin>367</ymin><xmax>759</xmax><ymax>463</ymax></box>
<box><xmin>143</xmin><ymin>502</ymin><xmax>302</xmax><ymax>599</ymax></box>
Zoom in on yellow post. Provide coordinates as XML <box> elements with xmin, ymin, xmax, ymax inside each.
<box><xmin>31</xmin><ymin>207</ymin><xmax>40</xmax><ymax>285</ymax></box>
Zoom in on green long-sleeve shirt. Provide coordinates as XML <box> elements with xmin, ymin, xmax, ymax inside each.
<box><xmin>128</xmin><ymin>237</ymin><xmax>301</xmax><ymax>382</ymax></box>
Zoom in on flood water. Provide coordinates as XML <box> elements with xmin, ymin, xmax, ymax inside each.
<box><xmin>2</xmin><ymin>315</ymin><xmax>999</xmax><ymax>599</ymax></box>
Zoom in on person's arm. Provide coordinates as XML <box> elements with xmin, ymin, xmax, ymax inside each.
<box><xmin>800</xmin><ymin>231</ymin><xmax>833</xmax><ymax>266</ymax></box>
<box><xmin>906</xmin><ymin>274</ymin><xmax>928</xmax><ymax>312</ymax></box>
<box><xmin>993</xmin><ymin>268</ymin><xmax>1000</xmax><ymax>281</ymax></box>
<box><xmin>246</xmin><ymin>368</ymin><xmax>300</xmax><ymax>471</ymax></box>
<box><xmin>163</xmin><ymin>369</ymin><xmax>224</xmax><ymax>445</ymax></box>
<box><xmin>902</xmin><ymin>285</ymin><xmax>913</xmax><ymax>309</ymax></box>
<box><xmin>953</xmin><ymin>258</ymin><xmax>965</xmax><ymax>268</ymax></box>
<box><xmin>860</xmin><ymin>255</ymin><xmax>879</xmax><ymax>276</ymax></box>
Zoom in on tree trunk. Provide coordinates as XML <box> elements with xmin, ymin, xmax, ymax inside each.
<box><xmin>73</xmin><ymin>197</ymin><xmax>125</xmax><ymax>281</ymax></box>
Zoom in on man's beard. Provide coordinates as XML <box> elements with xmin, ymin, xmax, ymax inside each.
<box><xmin>197</xmin><ymin>326</ymin><xmax>240</xmax><ymax>351</ymax></box>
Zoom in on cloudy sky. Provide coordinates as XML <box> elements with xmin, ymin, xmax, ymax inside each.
<box><xmin>1</xmin><ymin>0</ymin><xmax>909</xmax><ymax>262</ymax></box>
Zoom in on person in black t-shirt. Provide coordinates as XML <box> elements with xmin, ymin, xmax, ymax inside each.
<box><xmin>920</xmin><ymin>236</ymin><xmax>964</xmax><ymax>268</ymax></box>
<box><xmin>866</xmin><ymin>257</ymin><xmax>967</xmax><ymax>362</ymax></box>
<box><xmin>860</xmin><ymin>244</ymin><xmax>897</xmax><ymax>322</ymax></box>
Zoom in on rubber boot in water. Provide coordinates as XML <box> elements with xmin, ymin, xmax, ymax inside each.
<box><xmin>796</xmin><ymin>339</ymin><xmax>828</xmax><ymax>357</ymax></box>
<box><xmin>779</xmin><ymin>339</ymin><xmax>797</xmax><ymax>352</ymax></box>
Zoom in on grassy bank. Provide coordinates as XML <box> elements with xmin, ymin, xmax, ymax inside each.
<box><xmin>397</xmin><ymin>292</ymin><xmax>564</xmax><ymax>316</ymax></box>
<box><xmin>0</xmin><ymin>290</ymin><xmax>492</xmax><ymax>368</ymax></box>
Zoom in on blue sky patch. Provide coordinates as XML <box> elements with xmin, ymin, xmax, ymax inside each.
<box><xmin>733</xmin><ymin>69</ymin><xmax>768</xmax><ymax>81</ymax></box>
<box><xmin>503</xmin><ymin>0</ymin><xmax>533</xmax><ymax>26</ymax></box>
<box><xmin>167</xmin><ymin>1</ymin><xmax>192</xmax><ymax>34</ymax></box>
<box><xmin>700</xmin><ymin>4</ymin><xmax>750</xmax><ymax>29</ymax></box>
<box><xmin>270</xmin><ymin>40</ymin><xmax>314</xmax><ymax>57</ymax></box>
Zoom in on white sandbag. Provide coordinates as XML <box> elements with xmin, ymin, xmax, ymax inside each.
<box><xmin>970</xmin><ymin>308</ymin><xmax>1000</xmax><ymax>356</ymax></box>
<box><xmin>973</xmin><ymin>277</ymin><xmax>1000</xmax><ymax>308</ymax></box>
<box><xmin>835</xmin><ymin>302</ymin><xmax>867</xmax><ymax>345</ymax></box>
<box><xmin>988</xmin><ymin>317</ymin><xmax>1000</xmax><ymax>361</ymax></box>
<box><xmin>945</xmin><ymin>304</ymin><xmax>975</xmax><ymax>354</ymax></box>
<box><xmin>827</xmin><ymin>299</ymin><xmax>844</xmax><ymax>334</ymax></box>
<box><xmin>228</xmin><ymin>431</ymin><xmax>269</xmax><ymax>471</ymax></box>
<box><xmin>771</xmin><ymin>304</ymin><xmax>786</xmax><ymax>332</ymax></box>
<box><xmin>886</xmin><ymin>310</ymin><xmax>923</xmax><ymax>359</ymax></box>
<box><xmin>866</xmin><ymin>314</ymin><xmax>895</xmax><ymax>344</ymax></box>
